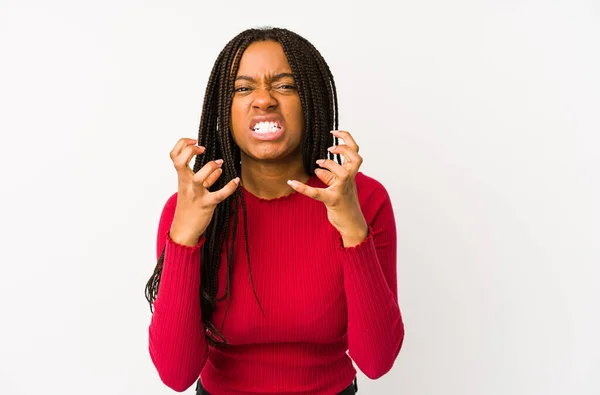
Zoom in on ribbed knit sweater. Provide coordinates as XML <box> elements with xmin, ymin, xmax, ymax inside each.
<box><xmin>148</xmin><ymin>172</ymin><xmax>404</xmax><ymax>394</ymax></box>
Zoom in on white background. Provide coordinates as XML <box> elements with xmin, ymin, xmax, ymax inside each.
<box><xmin>0</xmin><ymin>0</ymin><xmax>598</xmax><ymax>394</ymax></box>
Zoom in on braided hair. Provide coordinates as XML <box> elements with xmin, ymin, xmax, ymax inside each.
<box><xmin>145</xmin><ymin>27</ymin><xmax>341</xmax><ymax>346</ymax></box>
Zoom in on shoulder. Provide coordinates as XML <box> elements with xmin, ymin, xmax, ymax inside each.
<box><xmin>355</xmin><ymin>172</ymin><xmax>391</xmax><ymax>222</ymax></box>
<box><xmin>160</xmin><ymin>192</ymin><xmax>179</xmax><ymax>216</ymax></box>
<box><xmin>356</xmin><ymin>171</ymin><xmax>390</xmax><ymax>201</ymax></box>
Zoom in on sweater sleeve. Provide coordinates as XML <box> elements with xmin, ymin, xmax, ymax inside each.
<box><xmin>148</xmin><ymin>194</ymin><xmax>209</xmax><ymax>392</ymax></box>
<box><xmin>340</xmin><ymin>192</ymin><xmax>405</xmax><ymax>380</ymax></box>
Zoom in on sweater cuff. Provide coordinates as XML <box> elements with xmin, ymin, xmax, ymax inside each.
<box><xmin>156</xmin><ymin>231</ymin><xmax>205</xmax><ymax>305</ymax></box>
<box><xmin>165</xmin><ymin>231</ymin><xmax>206</xmax><ymax>253</ymax></box>
<box><xmin>338</xmin><ymin>227</ymin><xmax>381</xmax><ymax>276</ymax></box>
<box><xmin>339</xmin><ymin>226</ymin><xmax>397</xmax><ymax>315</ymax></box>
<box><xmin>336</xmin><ymin>226</ymin><xmax>374</xmax><ymax>251</ymax></box>
<box><xmin>161</xmin><ymin>231</ymin><xmax>206</xmax><ymax>275</ymax></box>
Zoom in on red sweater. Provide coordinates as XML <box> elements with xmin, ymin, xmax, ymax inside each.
<box><xmin>148</xmin><ymin>172</ymin><xmax>404</xmax><ymax>394</ymax></box>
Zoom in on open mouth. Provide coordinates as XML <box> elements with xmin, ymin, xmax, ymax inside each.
<box><xmin>252</xmin><ymin>121</ymin><xmax>282</xmax><ymax>134</ymax></box>
<box><xmin>248</xmin><ymin>116</ymin><xmax>285</xmax><ymax>141</ymax></box>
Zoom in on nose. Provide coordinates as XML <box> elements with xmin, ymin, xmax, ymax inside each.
<box><xmin>252</xmin><ymin>87</ymin><xmax>277</xmax><ymax>111</ymax></box>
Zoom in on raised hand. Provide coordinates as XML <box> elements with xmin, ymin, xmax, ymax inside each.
<box><xmin>287</xmin><ymin>130</ymin><xmax>368</xmax><ymax>247</ymax></box>
<box><xmin>168</xmin><ymin>138</ymin><xmax>240</xmax><ymax>246</ymax></box>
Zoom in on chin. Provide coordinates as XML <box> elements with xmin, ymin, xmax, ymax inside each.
<box><xmin>250</xmin><ymin>151</ymin><xmax>287</xmax><ymax>162</ymax></box>
<box><xmin>244</xmin><ymin>145</ymin><xmax>298</xmax><ymax>163</ymax></box>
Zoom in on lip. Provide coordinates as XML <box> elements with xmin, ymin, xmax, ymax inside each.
<box><xmin>249</xmin><ymin>114</ymin><xmax>285</xmax><ymax>141</ymax></box>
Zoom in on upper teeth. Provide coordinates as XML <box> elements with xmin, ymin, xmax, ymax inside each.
<box><xmin>254</xmin><ymin>121</ymin><xmax>280</xmax><ymax>133</ymax></box>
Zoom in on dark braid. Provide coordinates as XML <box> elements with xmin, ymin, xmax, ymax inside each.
<box><xmin>145</xmin><ymin>27</ymin><xmax>340</xmax><ymax>347</ymax></box>
<box><xmin>296</xmin><ymin>34</ymin><xmax>342</xmax><ymax>163</ymax></box>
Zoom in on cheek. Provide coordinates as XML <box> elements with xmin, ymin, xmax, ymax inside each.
<box><xmin>230</xmin><ymin>102</ymin><xmax>246</xmax><ymax>132</ymax></box>
<box><xmin>289</xmin><ymin>98</ymin><xmax>305</xmax><ymax>131</ymax></box>
<box><xmin>228</xmin><ymin>107</ymin><xmax>245</xmax><ymax>148</ymax></box>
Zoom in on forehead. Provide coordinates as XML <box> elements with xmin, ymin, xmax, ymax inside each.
<box><xmin>236</xmin><ymin>40</ymin><xmax>292</xmax><ymax>75</ymax></box>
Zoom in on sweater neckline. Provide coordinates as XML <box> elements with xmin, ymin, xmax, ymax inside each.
<box><xmin>241</xmin><ymin>175</ymin><xmax>318</xmax><ymax>203</ymax></box>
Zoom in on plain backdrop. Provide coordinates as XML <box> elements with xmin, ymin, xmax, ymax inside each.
<box><xmin>0</xmin><ymin>0</ymin><xmax>598</xmax><ymax>394</ymax></box>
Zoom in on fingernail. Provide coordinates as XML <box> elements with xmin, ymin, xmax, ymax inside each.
<box><xmin>316</xmin><ymin>159</ymin><xmax>325</xmax><ymax>165</ymax></box>
<box><xmin>287</xmin><ymin>180</ymin><xmax>296</xmax><ymax>186</ymax></box>
<box><xmin>327</xmin><ymin>146</ymin><xmax>335</xmax><ymax>152</ymax></box>
<box><xmin>215</xmin><ymin>159</ymin><xmax>223</xmax><ymax>165</ymax></box>
<box><xmin>233</xmin><ymin>177</ymin><xmax>240</xmax><ymax>184</ymax></box>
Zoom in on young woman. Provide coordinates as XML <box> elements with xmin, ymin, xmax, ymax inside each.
<box><xmin>145</xmin><ymin>27</ymin><xmax>404</xmax><ymax>395</ymax></box>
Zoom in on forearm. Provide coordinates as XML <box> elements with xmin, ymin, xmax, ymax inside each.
<box><xmin>341</xmin><ymin>232</ymin><xmax>404</xmax><ymax>379</ymax></box>
<box><xmin>149</xmin><ymin>233</ymin><xmax>208</xmax><ymax>392</ymax></box>
<box><xmin>335</xmin><ymin>205</ymin><xmax>369</xmax><ymax>248</ymax></box>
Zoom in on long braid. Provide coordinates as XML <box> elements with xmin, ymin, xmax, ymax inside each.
<box><xmin>276</xmin><ymin>30</ymin><xmax>314</xmax><ymax>173</ymax></box>
<box><xmin>203</xmin><ymin>34</ymin><xmax>247</xmax><ymax>343</ymax></box>
<box><xmin>145</xmin><ymin>27</ymin><xmax>340</xmax><ymax>347</ymax></box>
<box><xmin>299</xmin><ymin>36</ymin><xmax>341</xmax><ymax>161</ymax></box>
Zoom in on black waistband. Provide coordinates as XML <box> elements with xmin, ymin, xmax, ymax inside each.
<box><xmin>196</xmin><ymin>377</ymin><xmax>358</xmax><ymax>395</ymax></box>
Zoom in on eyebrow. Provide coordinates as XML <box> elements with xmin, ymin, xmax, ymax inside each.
<box><xmin>235</xmin><ymin>72</ymin><xmax>295</xmax><ymax>82</ymax></box>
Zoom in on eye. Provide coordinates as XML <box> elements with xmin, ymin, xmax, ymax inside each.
<box><xmin>276</xmin><ymin>84</ymin><xmax>297</xmax><ymax>90</ymax></box>
<box><xmin>234</xmin><ymin>87</ymin><xmax>251</xmax><ymax>92</ymax></box>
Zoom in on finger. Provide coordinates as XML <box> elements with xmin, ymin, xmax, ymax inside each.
<box><xmin>175</xmin><ymin>144</ymin><xmax>205</xmax><ymax>168</ymax></box>
<box><xmin>316</xmin><ymin>158</ymin><xmax>349</xmax><ymax>180</ymax></box>
<box><xmin>331</xmin><ymin>130</ymin><xmax>359</xmax><ymax>153</ymax></box>
<box><xmin>314</xmin><ymin>168</ymin><xmax>336</xmax><ymax>186</ymax></box>
<box><xmin>287</xmin><ymin>180</ymin><xmax>328</xmax><ymax>203</ymax></box>
<box><xmin>173</xmin><ymin>145</ymin><xmax>205</xmax><ymax>176</ymax></box>
<box><xmin>170</xmin><ymin>138</ymin><xmax>198</xmax><ymax>160</ymax></box>
<box><xmin>327</xmin><ymin>144</ymin><xmax>363</xmax><ymax>171</ymax></box>
<box><xmin>209</xmin><ymin>177</ymin><xmax>240</xmax><ymax>203</ymax></box>
<box><xmin>192</xmin><ymin>159</ymin><xmax>224</xmax><ymax>184</ymax></box>
<box><xmin>202</xmin><ymin>167</ymin><xmax>223</xmax><ymax>188</ymax></box>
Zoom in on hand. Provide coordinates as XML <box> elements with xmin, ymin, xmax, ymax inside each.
<box><xmin>168</xmin><ymin>138</ymin><xmax>240</xmax><ymax>246</ymax></box>
<box><xmin>288</xmin><ymin>130</ymin><xmax>368</xmax><ymax>247</ymax></box>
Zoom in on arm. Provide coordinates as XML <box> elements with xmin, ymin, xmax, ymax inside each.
<box><xmin>148</xmin><ymin>193</ymin><xmax>208</xmax><ymax>392</ymax></box>
<box><xmin>340</xmin><ymin>193</ymin><xmax>405</xmax><ymax>379</ymax></box>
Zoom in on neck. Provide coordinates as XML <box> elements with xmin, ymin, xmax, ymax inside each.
<box><xmin>240</xmin><ymin>153</ymin><xmax>310</xmax><ymax>200</ymax></box>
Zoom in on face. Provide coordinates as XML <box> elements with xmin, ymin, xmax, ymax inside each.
<box><xmin>229</xmin><ymin>40</ymin><xmax>305</xmax><ymax>163</ymax></box>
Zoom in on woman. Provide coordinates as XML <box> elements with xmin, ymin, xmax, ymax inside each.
<box><xmin>145</xmin><ymin>27</ymin><xmax>404</xmax><ymax>395</ymax></box>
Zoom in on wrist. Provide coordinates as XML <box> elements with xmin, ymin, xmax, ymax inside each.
<box><xmin>169</xmin><ymin>226</ymin><xmax>203</xmax><ymax>247</ymax></box>
<box><xmin>339</xmin><ymin>224</ymin><xmax>368</xmax><ymax>248</ymax></box>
